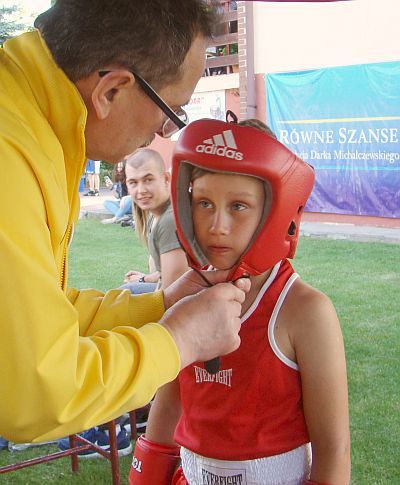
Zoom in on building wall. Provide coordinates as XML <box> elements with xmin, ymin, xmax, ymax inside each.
<box><xmin>152</xmin><ymin>1</ymin><xmax>400</xmax><ymax>166</ymax></box>
<box><xmin>252</xmin><ymin>1</ymin><xmax>400</xmax><ymax>128</ymax></box>
<box><xmin>252</xmin><ymin>0</ymin><xmax>400</xmax><ymax>74</ymax></box>
<box><xmin>250</xmin><ymin>0</ymin><xmax>400</xmax><ymax>219</ymax></box>
<box><xmin>253</xmin><ymin>0</ymin><xmax>400</xmax><ymax>122</ymax></box>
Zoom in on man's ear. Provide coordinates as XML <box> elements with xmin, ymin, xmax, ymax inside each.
<box><xmin>91</xmin><ymin>70</ymin><xmax>134</xmax><ymax>120</ymax></box>
<box><xmin>164</xmin><ymin>170</ymin><xmax>171</xmax><ymax>187</ymax></box>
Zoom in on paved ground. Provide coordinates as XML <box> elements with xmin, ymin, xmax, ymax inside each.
<box><xmin>300</xmin><ymin>220</ymin><xmax>400</xmax><ymax>244</ymax></box>
<box><xmin>79</xmin><ymin>188</ymin><xmax>400</xmax><ymax>244</ymax></box>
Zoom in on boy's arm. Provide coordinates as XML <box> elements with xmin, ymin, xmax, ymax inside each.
<box><xmin>129</xmin><ymin>379</ymin><xmax>182</xmax><ymax>484</ymax></box>
<box><xmin>145</xmin><ymin>378</ymin><xmax>182</xmax><ymax>445</ymax></box>
<box><xmin>291</xmin><ymin>284</ymin><xmax>351</xmax><ymax>485</ymax></box>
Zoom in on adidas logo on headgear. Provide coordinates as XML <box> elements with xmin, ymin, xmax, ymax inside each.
<box><xmin>195</xmin><ymin>129</ymin><xmax>243</xmax><ymax>160</ymax></box>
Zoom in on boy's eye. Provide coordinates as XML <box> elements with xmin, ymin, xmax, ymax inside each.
<box><xmin>197</xmin><ymin>200</ymin><xmax>212</xmax><ymax>209</ymax></box>
<box><xmin>232</xmin><ymin>202</ymin><xmax>247</xmax><ymax>211</ymax></box>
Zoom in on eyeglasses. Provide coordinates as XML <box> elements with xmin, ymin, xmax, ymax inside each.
<box><xmin>99</xmin><ymin>69</ymin><xmax>188</xmax><ymax>138</ymax></box>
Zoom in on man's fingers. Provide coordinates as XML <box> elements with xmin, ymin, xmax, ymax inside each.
<box><xmin>231</xmin><ymin>331</ymin><xmax>241</xmax><ymax>353</ymax></box>
<box><xmin>197</xmin><ymin>269</ymin><xmax>229</xmax><ymax>285</ymax></box>
<box><xmin>125</xmin><ymin>274</ymin><xmax>137</xmax><ymax>282</ymax></box>
<box><xmin>161</xmin><ymin>283</ymin><xmax>245</xmax><ymax>369</ymax></box>
<box><xmin>194</xmin><ymin>271</ymin><xmax>252</xmax><ymax>294</ymax></box>
<box><xmin>233</xmin><ymin>277</ymin><xmax>251</xmax><ymax>293</ymax></box>
<box><xmin>218</xmin><ymin>332</ymin><xmax>241</xmax><ymax>357</ymax></box>
<box><xmin>212</xmin><ymin>283</ymin><xmax>246</xmax><ymax>305</ymax></box>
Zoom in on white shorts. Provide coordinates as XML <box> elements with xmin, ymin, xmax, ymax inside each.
<box><xmin>93</xmin><ymin>160</ymin><xmax>101</xmax><ymax>174</ymax></box>
<box><xmin>180</xmin><ymin>443</ymin><xmax>312</xmax><ymax>485</ymax></box>
<box><xmin>86</xmin><ymin>159</ymin><xmax>101</xmax><ymax>174</ymax></box>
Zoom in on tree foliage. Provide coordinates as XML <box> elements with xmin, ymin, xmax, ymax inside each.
<box><xmin>0</xmin><ymin>5</ymin><xmax>25</xmax><ymax>44</ymax></box>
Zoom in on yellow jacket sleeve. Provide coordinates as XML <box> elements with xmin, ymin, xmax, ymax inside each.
<box><xmin>0</xmin><ymin>30</ymin><xmax>180</xmax><ymax>444</ymax></box>
<box><xmin>0</xmin><ymin>140</ymin><xmax>180</xmax><ymax>443</ymax></box>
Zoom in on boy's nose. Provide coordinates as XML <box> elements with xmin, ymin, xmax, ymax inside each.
<box><xmin>210</xmin><ymin>211</ymin><xmax>230</xmax><ymax>235</ymax></box>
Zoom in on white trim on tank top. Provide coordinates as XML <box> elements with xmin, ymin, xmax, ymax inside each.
<box><xmin>240</xmin><ymin>261</ymin><xmax>299</xmax><ymax>371</ymax></box>
<box><xmin>268</xmin><ymin>272</ymin><xmax>300</xmax><ymax>370</ymax></box>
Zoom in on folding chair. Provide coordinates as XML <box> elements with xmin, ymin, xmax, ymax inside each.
<box><xmin>0</xmin><ymin>411</ymin><xmax>137</xmax><ymax>485</ymax></box>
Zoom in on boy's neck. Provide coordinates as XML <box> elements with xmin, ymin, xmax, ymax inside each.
<box><xmin>241</xmin><ymin>269</ymin><xmax>273</xmax><ymax>316</ymax></box>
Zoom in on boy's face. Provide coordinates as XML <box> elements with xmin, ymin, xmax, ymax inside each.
<box><xmin>192</xmin><ymin>172</ymin><xmax>265</xmax><ymax>270</ymax></box>
<box><xmin>126</xmin><ymin>159</ymin><xmax>170</xmax><ymax>215</ymax></box>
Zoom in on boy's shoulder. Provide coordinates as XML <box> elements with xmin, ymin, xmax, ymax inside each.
<box><xmin>280</xmin><ymin>278</ymin><xmax>337</xmax><ymax>339</ymax></box>
<box><xmin>286</xmin><ymin>278</ymin><xmax>334</xmax><ymax>316</ymax></box>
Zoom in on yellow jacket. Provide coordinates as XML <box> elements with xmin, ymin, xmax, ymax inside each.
<box><xmin>0</xmin><ymin>31</ymin><xmax>180</xmax><ymax>442</ymax></box>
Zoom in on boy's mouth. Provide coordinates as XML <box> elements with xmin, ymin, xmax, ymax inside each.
<box><xmin>207</xmin><ymin>246</ymin><xmax>231</xmax><ymax>254</ymax></box>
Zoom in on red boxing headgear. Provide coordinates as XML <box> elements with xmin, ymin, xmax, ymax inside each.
<box><xmin>171</xmin><ymin>119</ymin><xmax>315</xmax><ymax>281</ymax></box>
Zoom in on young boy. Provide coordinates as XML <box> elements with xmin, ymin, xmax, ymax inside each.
<box><xmin>129</xmin><ymin>119</ymin><xmax>350</xmax><ymax>485</ymax></box>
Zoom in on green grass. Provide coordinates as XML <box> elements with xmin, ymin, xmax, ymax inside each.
<box><xmin>294</xmin><ymin>238</ymin><xmax>400</xmax><ymax>484</ymax></box>
<box><xmin>0</xmin><ymin>219</ymin><xmax>398</xmax><ymax>484</ymax></box>
<box><xmin>67</xmin><ymin>218</ymin><xmax>148</xmax><ymax>292</ymax></box>
<box><xmin>0</xmin><ymin>445</ymin><xmax>131</xmax><ymax>484</ymax></box>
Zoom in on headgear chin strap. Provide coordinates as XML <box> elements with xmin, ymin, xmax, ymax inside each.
<box><xmin>171</xmin><ymin>119</ymin><xmax>315</xmax><ymax>281</ymax></box>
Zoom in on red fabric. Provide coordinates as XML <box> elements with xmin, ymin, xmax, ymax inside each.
<box><xmin>128</xmin><ymin>435</ymin><xmax>180</xmax><ymax>485</ymax></box>
<box><xmin>175</xmin><ymin>260</ymin><xmax>310</xmax><ymax>461</ymax></box>
<box><xmin>172</xmin><ymin>467</ymin><xmax>189</xmax><ymax>485</ymax></box>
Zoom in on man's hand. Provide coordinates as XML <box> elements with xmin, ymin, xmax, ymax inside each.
<box><xmin>160</xmin><ymin>280</ymin><xmax>249</xmax><ymax>369</ymax></box>
<box><xmin>124</xmin><ymin>270</ymin><xmax>160</xmax><ymax>284</ymax></box>
<box><xmin>124</xmin><ymin>270</ymin><xmax>145</xmax><ymax>283</ymax></box>
<box><xmin>163</xmin><ymin>269</ymin><xmax>250</xmax><ymax>309</ymax></box>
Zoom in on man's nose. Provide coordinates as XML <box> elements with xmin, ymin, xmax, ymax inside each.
<box><xmin>137</xmin><ymin>181</ymin><xmax>146</xmax><ymax>193</ymax></box>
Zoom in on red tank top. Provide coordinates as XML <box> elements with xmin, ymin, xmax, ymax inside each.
<box><xmin>174</xmin><ymin>259</ymin><xmax>310</xmax><ymax>461</ymax></box>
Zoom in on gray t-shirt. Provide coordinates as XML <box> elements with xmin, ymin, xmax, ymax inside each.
<box><xmin>148</xmin><ymin>200</ymin><xmax>181</xmax><ymax>273</ymax></box>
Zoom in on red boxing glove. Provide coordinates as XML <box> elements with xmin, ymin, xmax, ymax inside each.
<box><xmin>304</xmin><ymin>481</ymin><xmax>333</xmax><ymax>485</ymax></box>
<box><xmin>129</xmin><ymin>435</ymin><xmax>180</xmax><ymax>485</ymax></box>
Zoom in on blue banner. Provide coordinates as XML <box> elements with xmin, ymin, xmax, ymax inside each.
<box><xmin>266</xmin><ymin>61</ymin><xmax>400</xmax><ymax>218</ymax></box>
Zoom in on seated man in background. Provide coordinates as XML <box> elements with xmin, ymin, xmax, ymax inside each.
<box><xmin>122</xmin><ymin>148</ymin><xmax>189</xmax><ymax>293</ymax></box>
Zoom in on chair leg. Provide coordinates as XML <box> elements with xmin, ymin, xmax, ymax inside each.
<box><xmin>107</xmin><ymin>419</ymin><xmax>121</xmax><ymax>485</ymax></box>
<box><xmin>0</xmin><ymin>426</ymin><xmax>122</xmax><ymax>482</ymax></box>
<box><xmin>129</xmin><ymin>410</ymin><xmax>137</xmax><ymax>441</ymax></box>
<box><xmin>69</xmin><ymin>435</ymin><xmax>79</xmax><ymax>473</ymax></box>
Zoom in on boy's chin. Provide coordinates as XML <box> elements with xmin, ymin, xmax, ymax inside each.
<box><xmin>208</xmin><ymin>261</ymin><xmax>236</xmax><ymax>272</ymax></box>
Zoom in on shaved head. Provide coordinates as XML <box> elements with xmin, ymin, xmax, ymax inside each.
<box><xmin>126</xmin><ymin>148</ymin><xmax>166</xmax><ymax>173</ymax></box>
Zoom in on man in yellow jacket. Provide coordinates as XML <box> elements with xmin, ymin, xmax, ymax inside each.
<box><xmin>0</xmin><ymin>0</ymin><xmax>249</xmax><ymax>443</ymax></box>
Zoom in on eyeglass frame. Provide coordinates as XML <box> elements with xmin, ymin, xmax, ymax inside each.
<box><xmin>98</xmin><ymin>69</ymin><xmax>188</xmax><ymax>138</ymax></box>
